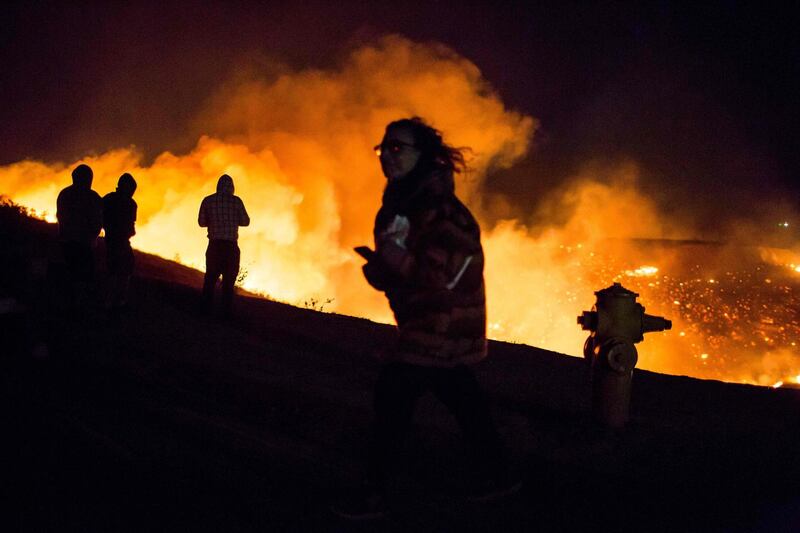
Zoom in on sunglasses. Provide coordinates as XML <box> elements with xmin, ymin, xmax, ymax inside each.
<box><xmin>373</xmin><ymin>140</ymin><xmax>417</xmax><ymax>156</ymax></box>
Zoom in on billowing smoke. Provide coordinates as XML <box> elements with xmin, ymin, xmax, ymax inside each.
<box><xmin>2</xmin><ymin>36</ymin><xmax>798</xmax><ymax>387</ymax></box>
<box><xmin>2</xmin><ymin>35</ymin><xmax>533</xmax><ymax>320</ymax></box>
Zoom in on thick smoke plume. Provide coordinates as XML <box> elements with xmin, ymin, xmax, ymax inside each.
<box><xmin>2</xmin><ymin>36</ymin><xmax>798</xmax><ymax>386</ymax></box>
<box><xmin>2</xmin><ymin>36</ymin><xmax>533</xmax><ymax>318</ymax></box>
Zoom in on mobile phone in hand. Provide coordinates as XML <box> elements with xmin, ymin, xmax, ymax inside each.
<box><xmin>354</xmin><ymin>246</ymin><xmax>375</xmax><ymax>261</ymax></box>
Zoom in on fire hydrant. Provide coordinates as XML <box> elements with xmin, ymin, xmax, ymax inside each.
<box><xmin>577</xmin><ymin>282</ymin><xmax>672</xmax><ymax>428</ymax></box>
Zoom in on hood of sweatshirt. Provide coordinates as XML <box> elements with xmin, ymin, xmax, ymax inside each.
<box><xmin>117</xmin><ymin>173</ymin><xmax>137</xmax><ymax>197</ymax></box>
<box><xmin>216</xmin><ymin>174</ymin><xmax>234</xmax><ymax>195</ymax></box>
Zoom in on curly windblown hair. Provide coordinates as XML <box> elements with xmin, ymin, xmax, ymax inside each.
<box><xmin>385</xmin><ymin>117</ymin><xmax>468</xmax><ymax>175</ymax></box>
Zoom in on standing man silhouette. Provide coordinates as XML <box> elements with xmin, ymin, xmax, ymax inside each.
<box><xmin>56</xmin><ymin>164</ymin><xmax>103</xmax><ymax>311</ymax></box>
<box><xmin>198</xmin><ymin>174</ymin><xmax>250</xmax><ymax>316</ymax></box>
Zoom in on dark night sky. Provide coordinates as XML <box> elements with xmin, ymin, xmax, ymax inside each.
<box><xmin>2</xmin><ymin>1</ymin><xmax>798</xmax><ymax>235</ymax></box>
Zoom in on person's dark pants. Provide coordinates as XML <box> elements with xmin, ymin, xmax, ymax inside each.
<box><xmin>367</xmin><ymin>362</ymin><xmax>507</xmax><ymax>488</ymax></box>
<box><xmin>61</xmin><ymin>241</ymin><xmax>94</xmax><ymax>311</ymax></box>
<box><xmin>202</xmin><ymin>239</ymin><xmax>240</xmax><ymax>313</ymax></box>
<box><xmin>105</xmin><ymin>238</ymin><xmax>134</xmax><ymax>308</ymax></box>
<box><xmin>62</xmin><ymin>241</ymin><xmax>94</xmax><ymax>283</ymax></box>
<box><xmin>106</xmin><ymin>238</ymin><xmax>134</xmax><ymax>276</ymax></box>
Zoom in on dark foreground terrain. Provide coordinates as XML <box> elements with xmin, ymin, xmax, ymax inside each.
<box><xmin>2</xmin><ymin>202</ymin><xmax>799</xmax><ymax>532</ymax></box>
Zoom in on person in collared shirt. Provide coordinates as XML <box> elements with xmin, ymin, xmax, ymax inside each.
<box><xmin>198</xmin><ymin>174</ymin><xmax>250</xmax><ymax>316</ymax></box>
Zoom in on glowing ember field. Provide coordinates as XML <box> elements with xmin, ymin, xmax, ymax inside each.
<box><xmin>501</xmin><ymin>239</ymin><xmax>800</xmax><ymax>388</ymax></box>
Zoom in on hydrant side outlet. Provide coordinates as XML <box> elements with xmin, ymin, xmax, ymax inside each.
<box><xmin>578</xmin><ymin>282</ymin><xmax>671</xmax><ymax>429</ymax></box>
<box><xmin>578</xmin><ymin>311</ymin><xmax>598</xmax><ymax>331</ymax></box>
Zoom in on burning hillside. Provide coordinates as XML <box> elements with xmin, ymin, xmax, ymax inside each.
<box><xmin>1</xmin><ymin>36</ymin><xmax>798</xmax><ymax>387</ymax></box>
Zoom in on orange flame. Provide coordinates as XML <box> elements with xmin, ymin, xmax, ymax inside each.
<box><xmin>1</xmin><ymin>36</ymin><xmax>798</xmax><ymax>387</ymax></box>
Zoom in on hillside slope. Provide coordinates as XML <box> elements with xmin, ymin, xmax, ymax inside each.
<box><xmin>1</xmin><ymin>202</ymin><xmax>799</xmax><ymax>532</ymax></box>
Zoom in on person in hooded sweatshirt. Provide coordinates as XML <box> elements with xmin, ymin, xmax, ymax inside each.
<box><xmin>56</xmin><ymin>164</ymin><xmax>103</xmax><ymax>309</ymax></box>
<box><xmin>198</xmin><ymin>174</ymin><xmax>250</xmax><ymax>315</ymax></box>
<box><xmin>102</xmin><ymin>173</ymin><xmax>138</xmax><ymax>314</ymax></box>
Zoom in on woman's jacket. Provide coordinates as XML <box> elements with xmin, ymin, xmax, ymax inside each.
<box><xmin>363</xmin><ymin>168</ymin><xmax>487</xmax><ymax>367</ymax></box>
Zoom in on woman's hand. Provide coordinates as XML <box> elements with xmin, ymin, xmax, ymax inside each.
<box><xmin>379</xmin><ymin>239</ymin><xmax>411</xmax><ymax>277</ymax></box>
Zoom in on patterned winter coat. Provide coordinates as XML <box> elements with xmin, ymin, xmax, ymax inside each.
<box><xmin>364</xmin><ymin>169</ymin><xmax>487</xmax><ymax>367</ymax></box>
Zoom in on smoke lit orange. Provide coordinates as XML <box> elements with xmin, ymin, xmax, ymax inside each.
<box><xmin>2</xmin><ymin>36</ymin><xmax>798</xmax><ymax>387</ymax></box>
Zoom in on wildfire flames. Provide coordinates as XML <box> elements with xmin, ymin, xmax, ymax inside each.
<box><xmin>2</xmin><ymin>37</ymin><xmax>798</xmax><ymax>387</ymax></box>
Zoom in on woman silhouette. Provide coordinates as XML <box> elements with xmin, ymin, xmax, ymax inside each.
<box><xmin>334</xmin><ymin>118</ymin><xmax>520</xmax><ymax>519</ymax></box>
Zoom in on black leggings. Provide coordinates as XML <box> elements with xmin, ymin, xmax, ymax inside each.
<box><xmin>368</xmin><ymin>362</ymin><xmax>506</xmax><ymax>486</ymax></box>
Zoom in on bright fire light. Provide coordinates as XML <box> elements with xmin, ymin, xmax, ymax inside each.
<box><xmin>1</xmin><ymin>36</ymin><xmax>799</xmax><ymax>389</ymax></box>
<box><xmin>625</xmin><ymin>266</ymin><xmax>659</xmax><ymax>277</ymax></box>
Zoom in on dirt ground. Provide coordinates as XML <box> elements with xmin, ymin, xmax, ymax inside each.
<box><xmin>2</xmin><ymin>207</ymin><xmax>799</xmax><ymax>532</ymax></box>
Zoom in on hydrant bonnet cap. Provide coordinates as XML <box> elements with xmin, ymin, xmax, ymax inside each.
<box><xmin>596</xmin><ymin>282</ymin><xmax>639</xmax><ymax>298</ymax></box>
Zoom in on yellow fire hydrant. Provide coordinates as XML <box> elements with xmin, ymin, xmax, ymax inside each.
<box><xmin>577</xmin><ymin>282</ymin><xmax>672</xmax><ymax>428</ymax></box>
